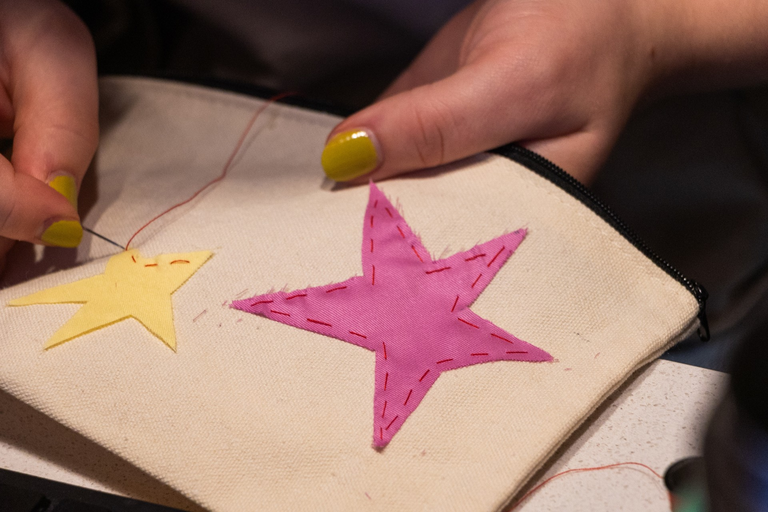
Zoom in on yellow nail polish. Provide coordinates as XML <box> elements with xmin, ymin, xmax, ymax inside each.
<box><xmin>48</xmin><ymin>175</ymin><xmax>78</xmax><ymax>209</ymax></box>
<box><xmin>321</xmin><ymin>129</ymin><xmax>380</xmax><ymax>181</ymax></box>
<box><xmin>41</xmin><ymin>220</ymin><xmax>83</xmax><ymax>248</ymax></box>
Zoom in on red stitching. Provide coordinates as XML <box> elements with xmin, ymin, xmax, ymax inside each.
<box><xmin>471</xmin><ymin>352</ymin><xmax>489</xmax><ymax>356</ymax></box>
<box><xmin>170</xmin><ymin>260</ymin><xmax>190</xmax><ymax>264</ymax></box>
<box><xmin>384</xmin><ymin>372</ymin><xmax>388</xmax><ymax>390</ymax></box>
<box><xmin>372</xmin><ymin>265</ymin><xmax>376</xmax><ymax>285</ymax></box>
<box><xmin>491</xmin><ymin>333</ymin><xmax>514</xmax><ymax>344</ymax></box>
<box><xmin>380</xmin><ymin>427</ymin><xmax>383</xmax><ymax>441</ymax></box>
<box><xmin>349</xmin><ymin>330</ymin><xmax>367</xmax><ymax>338</ymax></box>
<box><xmin>385</xmin><ymin>207</ymin><xmax>393</xmax><ymax>218</ymax></box>
<box><xmin>193</xmin><ymin>310</ymin><xmax>207</xmax><ymax>322</ymax></box>
<box><xmin>437</xmin><ymin>358</ymin><xmax>453</xmax><ymax>364</ymax></box>
<box><xmin>404</xmin><ymin>389</ymin><xmax>413</xmax><ymax>406</ymax></box>
<box><xmin>419</xmin><ymin>369</ymin><xmax>430</xmax><ymax>382</ymax></box>
<box><xmin>471</xmin><ymin>274</ymin><xmax>482</xmax><ymax>288</ymax></box>
<box><xmin>386</xmin><ymin>416</ymin><xmax>398</xmax><ymax>430</ymax></box>
<box><xmin>506</xmin><ymin>351</ymin><xmax>528</xmax><ymax>354</ymax></box>
<box><xmin>382</xmin><ymin>342</ymin><xmax>387</xmax><ymax>360</ymax></box>
<box><xmin>397</xmin><ymin>226</ymin><xmax>405</xmax><ymax>238</ymax></box>
<box><xmin>411</xmin><ymin>245</ymin><xmax>424</xmax><ymax>262</ymax></box>
<box><xmin>382</xmin><ymin>400</ymin><xmax>387</xmax><ymax>418</ymax></box>
<box><xmin>144</xmin><ymin>263</ymin><xmax>158</xmax><ymax>267</ymax></box>
<box><xmin>370</xmin><ymin>215</ymin><xmax>374</xmax><ymax>228</ymax></box>
<box><xmin>251</xmin><ymin>299</ymin><xmax>274</xmax><ymax>306</ymax></box>
<box><xmin>374</xmin><ymin>199</ymin><xmax>378</xmax><ymax>208</ymax></box>
<box><xmin>131</xmin><ymin>255</ymin><xmax>136</xmax><ymax>263</ymax></box>
<box><xmin>464</xmin><ymin>253</ymin><xmax>486</xmax><ymax>262</ymax></box>
<box><xmin>425</xmin><ymin>266</ymin><xmax>451</xmax><ymax>274</ymax></box>
<box><xmin>326</xmin><ymin>286</ymin><xmax>347</xmax><ymax>293</ymax></box>
<box><xmin>488</xmin><ymin>246</ymin><xmax>505</xmax><ymax>267</ymax></box>
<box><xmin>271</xmin><ymin>309</ymin><xmax>291</xmax><ymax>316</ymax></box>
<box><xmin>307</xmin><ymin>318</ymin><xmax>332</xmax><ymax>327</ymax></box>
<box><xmin>451</xmin><ymin>295</ymin><xmax>459</xmax><ymax>313</ymax></box>
<box><xmin>370</xmin><ymin>238</ymin><xmax>374</xmax><ymax>253</ymax></box>
<box><xmin>458</xmin><ymin>318</ymin><xmax>480</xmax><ymax>329</ymax></box>
<box><xmin>287</xmin><ymin>293</ymin><xmax>307</xmax><ymax>300</ymax></box>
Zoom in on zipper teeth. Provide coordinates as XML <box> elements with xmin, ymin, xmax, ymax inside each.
<box><xmin>492</xmin><ymin>145</ymin><xmax>707</xmax><ymax>307</ymax></box>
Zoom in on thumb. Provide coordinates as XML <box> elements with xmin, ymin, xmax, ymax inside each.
<box><xmin>322</xmin><ymin>66</ymin><xmax>505</xmax><ymax>182</ymax></box>
<box><xmin>0</xmin><ymin>0</ymin><xmax>97</xmax><ymax>248</ymax></box>
<box><xmin>0</xmin><ymin>156</ymin><xmax>82</xmax><ymax>247</ymax></box>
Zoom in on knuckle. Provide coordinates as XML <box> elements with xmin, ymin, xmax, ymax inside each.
<box><xmin>408</xmin><ymin>93</ymin><xmax>453</xmax><ymax>169</ymax></box>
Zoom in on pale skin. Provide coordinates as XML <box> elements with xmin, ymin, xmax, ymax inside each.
<box><xmin>1</xmin><ymin>0</ymin><xmax>767</xmax><ymax>272</ymax></box>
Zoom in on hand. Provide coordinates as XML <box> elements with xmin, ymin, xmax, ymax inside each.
<box><xmin>0</xmin><ymin>0</ymin><xmax>98</xmax><ymax>272</ymax></box>
<box><xmin>320</xmin><ymin>0</ymin><xmax>768</xmax><ymax>185</ymax></box>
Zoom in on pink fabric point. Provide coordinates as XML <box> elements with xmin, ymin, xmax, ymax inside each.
<box><xmin>231</xmin><ymin>182</ymin><xmax>552</xmax><ymax>448</ymax></box>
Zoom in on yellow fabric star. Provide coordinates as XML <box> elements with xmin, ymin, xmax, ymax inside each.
<box><xmin>9</xmin><ymin>249</ymin><xmax>212</xmax><ymax>351</ymax></box>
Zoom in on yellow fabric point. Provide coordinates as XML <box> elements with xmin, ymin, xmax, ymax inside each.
<box><xmin>8</xmin><ymin>249</ymin><xmax>212</xmax><ymax>351</ymax></box>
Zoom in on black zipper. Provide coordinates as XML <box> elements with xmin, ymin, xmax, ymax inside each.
<box><xmin>490</xmin><ymin>144</ymin><xmax>709</xmax><ymax>341</ymax></box>
<box><xmin>127</xmin><ymin>73</ymin><xmax>710</xmax><ymax>340</ymax></box>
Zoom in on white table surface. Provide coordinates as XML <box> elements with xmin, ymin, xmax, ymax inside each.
<box><xmin>0</xmin><ymin>359</ymin><xmax>726</xmax><ymax>511</ymax></box>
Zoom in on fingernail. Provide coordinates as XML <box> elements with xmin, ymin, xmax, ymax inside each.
<box><xmin>47</xmin><ymin>174</ymin><xmax>78</xmax><ymax>209</ymax></box>
<box><xmin>40</xmin><ymin>220</ymin><xmax>83</xmax><ymax>248</ymax></box>
<box><xmin>321</xmin><ymin>129</ymin><xmax>380</xmax><ymax>181</ymax></box>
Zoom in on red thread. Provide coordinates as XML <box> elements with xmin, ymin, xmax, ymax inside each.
<box><xmin>464</xmin><ymin>253</ymin><xmax>486</xmax><ymax>262</ymax></box>
<box><xmin>507</xmin><ymin>462</ymin><xmax>668</xmax><ymax>510</ymax></box>
<box><xmin>374</xmin><ymin>200</ymin><xmax>378</xmax><ymax>208</ymax></box>
<box><xmin>307</xmin><ymin>318</ymin><xmax>332</xmax><ymax>327</ymax></box>
<box><xmin>382</xmin><ymin>342</ymin><xmax>387</xmax><ymax>360</ymax></box>
<box><xmin>419</xmin><ymin>369</ymin><xmax>430</xmax><ymax>382</ymax></box>
<box><xmin>471</xmin><ymin>352</ymin><xmax>489</xmax><ymax>356</ymax></box>
<box><xmin>381</xmin><ymin>400</ymin><xmax>387</xmax><ymax>418</ymax></box>
<box><xmin>349</xmin><ymin>330</ymin><xmax>367</xmax><ymax>339</ymax></box>
<box><xmin>437</xmin><ymin>358</ymin><xmax>453</xmax><ymax>364</ymax></box>
<box><xmin>370</xmin><ymin>238</ymin><xmax>374</xmax><ymax>253</ymax></box>
<box><xmin>458</xmin><ymin>318</ymin><xmax>480</xmax><ymax>329</ymax></box>
<box><xmin>124</xmin><ymin>91</ymin><xmax>295</xmax><ymax>249</ymax></box>
<box><xmin>270</xmin><ymin>309</ymin><xmax>291</xmax><ymax>316</ymax></box>
<box><xmin>251</xmin><ymin>299</ymin><xmax>274</xmax><ymax>306</ymax></box>
<box><xmin>386</xmin><ymin>416</ymin><xmax>398</xmax><ymax>430</ymax></box>
<box><xmin>385</xmin><ymin>207</ymin><xmax>393</xmax><ymax>218</ymax></box>
<box><xmin>326</xmin><ymin>286</ymin><xmax>347</xmax><ymax>293</ymax></box>
<box><xmin>451</xmin><ymin>295</ymin><xmax>459</xmax><ymax>312</ymax></box>
<box><xmin>506</xmin><ymin>350</ymin><xmax>528</xmax><ymax>354</ymax></box>
<box><xmin>287</xmin><ymin>293</ymin><xmax>307</xmax><ymax>300</ymax></box>
<box><xmin>192</xmin><ymin>310</ymin><xmax>207</xmax><ymax>322</ymax></box>
<box><xmin>411</xmin><ymin>245</ymin><xmax>424</xmax><ymax>262</ymax></box>
<box><xmin>471</xmin><ymin>274</ymin><xmax>482</xmax><ymax>288</ymax></box>
<box><xmin>397</xmin><ymin>226</ymin><xmax>405</xmax><ymax>238</ymax></box>
<box><xmin>170</xmin><ymin>260</ymin><xmax>190</xmax><ymax>264</ymax></box>
<box><xmin>491</xmin><ymin>333</ymin><xmax>514</xmax><ymax>344</ymax></box>
<box><xmin>425</xmin><ymin>266</ymin><xmax>451</xmax><ymax>274</ymax></box>
<box><xmin>144</xmin><ymin>263</ymin><xmax>158</xmax><ymax>267</ymax></box>
<box><xmin>370</xmin><ymin>215</ymin><xmax>374</xmax><ymax>228</ymax></box>
<box><xmin>131</xmin><ymin>255</ymin><xmax>136</xmax><ymax>263</ymax></box>
<box><xmin>487</xmin><ymin>246</ymin><xmax>505</xmax><ymax>267</ymax></box>
<box><xmin>384</xmin><ymin>372</ymin><xmax>388</xmax><ymax>390</ymax></box>
<box><xmin>380</xmin><ymin>427</ymin><xmax>383</xmax><ymax>441</ymax></box>
<box><xmin>404</xmin><ymin>389</ymin><xmax>413</xmax><ymax>406</ymax></box>
<box><xmin>372</xmin><ymin>265</ymin><xmax>376</xmax><ymax>285</ymax></box>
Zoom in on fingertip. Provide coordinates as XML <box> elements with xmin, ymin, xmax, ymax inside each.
<box><xmin>321</xmin><ymin>129</ymin><xmax>382</xmax><ymax>182</ymax></box>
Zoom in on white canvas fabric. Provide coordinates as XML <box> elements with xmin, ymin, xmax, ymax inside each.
<box><xmin>0</xmin><ymin>77</ymin><xmax>699</xmax><ymax>511</ymax></box>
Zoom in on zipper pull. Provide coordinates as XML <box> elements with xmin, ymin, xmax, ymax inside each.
<box><xmin>692</xmin><ymin>281</ymin><xmax>710</xmax><ymax>341</ymax></box>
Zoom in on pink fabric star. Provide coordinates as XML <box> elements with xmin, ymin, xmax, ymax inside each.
<box><xmin>232</xmin><ymin>183</ymin><xmax>552</xmax><ymax>448</ymax></box>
